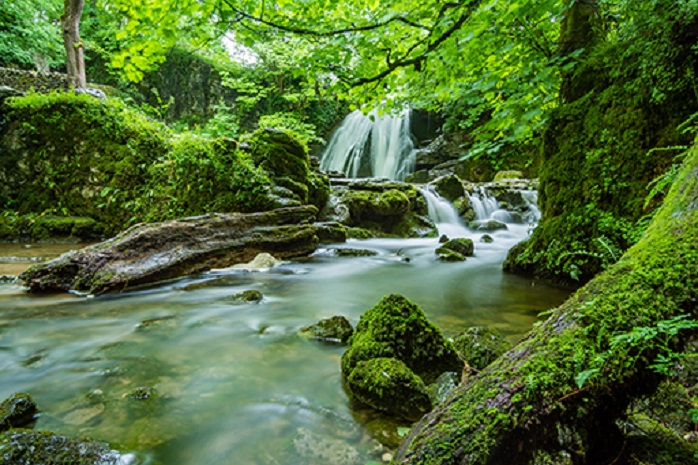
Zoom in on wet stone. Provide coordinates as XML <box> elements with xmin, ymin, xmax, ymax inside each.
<box><xmin>298</xmin><ymin>316</ymin><xmax>354</xmax><ymax>344</ymax></box>
<box><xmin>0</xmin><ymin>393</ymin><xmax>38</xmax><ymax>431</ymax></box>
<box><xmin>231</xmin><ymin>289</ymin><xmax>264</xmax><ymax>303</ymax></box>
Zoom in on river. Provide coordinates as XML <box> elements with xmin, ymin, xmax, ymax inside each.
<box><xmin>0</xmin><ymin>198</ymin><xmax>571</xmax><ymax>465</ymax></box>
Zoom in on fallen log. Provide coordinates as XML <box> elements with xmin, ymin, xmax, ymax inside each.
<box><xmin>394</xmin><ymin>145</ymin><xmax>698</xmax><ymax>464</ymax></box>
<box><xmin>20</xmin><ymin>206</ymin><xmax>331</xmax><ymax>295</ymax></box>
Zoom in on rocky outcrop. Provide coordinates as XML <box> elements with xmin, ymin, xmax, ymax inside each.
<box><xmin>341</xmin><ymin>295</ymin><xmax>462</xmax><ymax>421</ymax></box>
<box><xmin>20</xmin><ymin>206</ymin><xmax>333</xmax><ymax>295</ymax></box>
<box><xmin>0</xmin><ymin>430</ymin><xmax>127</xmax><ymax>465</ymax></box>
<box><xmin>322</xmin><ymin>179</ymin><xmax>434</xmax><ymax>237</ymax></box>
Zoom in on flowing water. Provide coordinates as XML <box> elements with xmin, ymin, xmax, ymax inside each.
<box><xmin>0</xmin><ymin>194</ymin><xmax>570</xmax><ymax>465</ymax></box>
<box><xmin>320</xmin><ymin>110</ymin><xmax>416</xmax><ymax>180</ymax></box>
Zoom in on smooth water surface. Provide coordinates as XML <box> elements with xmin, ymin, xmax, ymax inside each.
<box><xmin>0</xmin><ymin>225</ymin><xmax>570</xmax><ymax>464</ymax></box>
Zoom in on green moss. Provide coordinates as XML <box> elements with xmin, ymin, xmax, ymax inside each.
<box><xmin>298</xmin><ymin>315</ymin><xmax>354</xmax><ymax>344</ymax></box>
<box><xmin>0</xmin><ymin>429</ymin><xmax>121</xmax><ymax>464</ymax></box>
<box><xmin>493</xmin><ymin>170</ymin><xmax>524</xmax><ymax>181</ymax></box>
<box><xmin>248</xmin><ymin>128</ymin><xmax>310</xmax><ymax>183</ymax></box>
<box><xmin>28</xmin><ymin>215</ymin><xmax>103</xmax><ymax>242</ymax></box>
<box><xmin>452</xmin><ymin>326</ymin><xmax>511</xmax><ymax>371</ymax></box>
<box><xmin>437</xmin><ymin>238</ymin><xmax>474</xmax><ymax>257</ymax></box>
<box><xmin>345</xmin><ymin>227</ymin><xmax>375</xmax><ymax>239</ymax></box>
<box><xmin>347</xmin><ymin>357</ymin><xmax>432</xmax><ymax>421</ymax></box>
<box><xmin>435</xmin><ymin>248</ymin><xmax>466</xmax><ymax>262</ymax></box>
<box><xmin>505</xmin><ymin>36</ymin><xmax>696</xmax><ymax>285</ymax></box>
<box><xmin>395</xmin><ymin>142</ymin><xmax>698</xmax><ymax>464</ymax></box>
<box><xmin>342</xmin><ymin>294</ymin><xmax>461</xmax><ymax>384</ymax></box>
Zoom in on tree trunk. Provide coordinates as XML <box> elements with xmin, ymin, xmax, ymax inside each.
<box><xmin>558</xmin><ymin>0</ymin><xmax>599</xmax><ymax>103</ymax></box>
<box><xmin>19</xmin><ymin>206</ymin><xmax>343</xmax><ymax>295</ymax></box>
<box><xmin>62</xmin><ymin>0</ymin><xmax>86</xmax><ymax>89</ymax></box>
<box><xmin>393</xmin><ymin>142</ymin><xmax>698</xmax><ymax>464</ymax></box>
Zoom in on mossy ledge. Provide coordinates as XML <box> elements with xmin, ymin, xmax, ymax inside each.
<box><xmin>393</xmin><ymin>142</ymin><xmax>698</xmax><ymax>464</ymax></box>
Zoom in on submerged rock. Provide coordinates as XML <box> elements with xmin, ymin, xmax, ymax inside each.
<box><xmin>435</xmin><ymin>248</ymin><xmax>466</xmax><ymax>262</ymax></box>
<box><xmin>0</xmin><ymin>430</ymin><xmax>127</xmax><ymax>465</ymax></box>
<box><xmin>330</xmin><ymin>248</ymin><xmax>378</xmax><ymax>257</ymax></box>
<box><xmin>452</xmin><ymin>326</ymin><xmax>511</xmax><ymax>371</ymax></box>
<box><xmin>341</xmin><ymin>295</ymin><xmax>461</xmax><ymax>421</ymax></box>
<box><xmin>298</xmin><ymin>316</ymin><xmax>354</xmax><ymax>344</ymax></box>
<box><xmin>0</xmin><ymin>393</ymin><xmax>38</xmax><ymax>431</ymax></box>
<box><xmin>469</xmin><ymin>219</ymin><xmax>508</xmax><ymax>232</ymax></box>
<box><xmin>480</xmin><ymin>234</ymin><xmax>494</xmax><ymax>243</ymax></box>
<box><xmin>20</xmin><ymin>206</ymin><xmax>324</xmax><ymax>295</ymax></box>
<box><xmin>231</xmin><ymin>290</ymin><xmax>264</xmax><ymax>304</ymax></box>
<box><xmin>293</xmin><ymin>427</ymin><xmax>363</xmax><ymax>465</ymax></box>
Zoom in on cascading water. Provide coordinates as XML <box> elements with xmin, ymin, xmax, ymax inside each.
<box><xmin>420</xmin><ymin>187</ymin><xmax>468</xmax><ymax>238</ymax></box>
<box><xmin>320</xmin><ymin>109</ymin><xmax>416</xmax><ymax>180</ymax></box>
<box><xmin>467</xmin><ymin>187</ymin><xmax>499</xmax><ymax>221</ymax></box>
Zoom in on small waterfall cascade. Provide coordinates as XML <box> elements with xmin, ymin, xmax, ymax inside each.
<box><xmin>320</xmin><ymin>109</ymin><xmax>416</xmax><ymax>180</ymax></box>
<box><xmin>520</xmin><ymin>190</ymin><xmax>542</xmax><ymax>223</ymax></box>
<box><xmin>420</xmin><ymin>187</ymin><xmax>468</xmax><ymax>238</ymax></box>
<box><xmin>467</xmin><ymin>188</ymin><xmax>500</xmax><ymax>221</ymax></box>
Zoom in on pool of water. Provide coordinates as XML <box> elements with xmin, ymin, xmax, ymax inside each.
<box><xmin>0</xmin><ymin>224</ymin><xmax>571</xmax><ymax>464</ymax></box>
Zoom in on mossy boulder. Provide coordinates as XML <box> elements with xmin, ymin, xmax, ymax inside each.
<box><xmin>342</xmin><ymin>294</ymin><xmax>462</xmax><ymax>414</ymax></box>
<box><xmin>452</xmin><ymin>326</ymin><xmax>511</xmax><ymax>370</ymax></box>
<box><xmin>331</xmin><ymin>248</ymin><xmax>378</xmax><ymax>257</ymax></box>
<box><xmin>327</xmin><ymin>180</ymin><xmax>433</xmax><ymax>237</ymax></box>
<box><xmin>430</xmin><ymin>175</ymin><xmax>465</xmax><ymax>201</ymax></box>
<box><xmin>436</xmin><ymin>238</ymin><xmax>474</xmax><ymax>258</ymax></box>
<box><xmin>298</xmin><ymin>315</ymin><xmax>354</xmax><ymax>344</ymax></box>
<box><xmin>435</xmin><ymin>248</ymin><xmax>466</xmax><ymax>262</ymax></box>
<box><xmin>0</xmin><ymin>393</ymin><xmax>38</xmax><ymax>431</ymax></box>
<box><xmin>0</xmin><ymin>430</ymin><xmax>124</xmax><ymax>464</ymax></box>
<box><xmin>231</xmin><ymin>289</ymin><xmax>264</xmax><ymax>303</ymax></box>
<box><xmin>346</xmin><ymin>357</ymin><xmax>432</xmax><ymax>421</ymax></box>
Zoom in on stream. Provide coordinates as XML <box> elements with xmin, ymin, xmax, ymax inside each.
<box><xmin>0</xmin><ymin>193</ymin><xmax>571</xmax><ymax>465</ymax></box>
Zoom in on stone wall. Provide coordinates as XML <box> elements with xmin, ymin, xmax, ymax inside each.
<box><xmin>0</xmin><ymin>67</ymin><xmax>69</xmax><ymax>93</ymax></box>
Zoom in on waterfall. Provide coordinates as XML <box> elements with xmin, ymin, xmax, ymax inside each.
<box><xmin>520</xmin><ymin>190</ymin><xmax>541</xmax><ymax>223</ymax></box>
<box><xmin>320</xmin><ymin>109</ymin><xmax>416</xmax><ymax>180</ymax></box>
<box><xmin>420</xmin><ymin>187</ymin><xmax>468</xmax><ymax>238</ymax></box>
<box><xmin>467</xmin><ymin>188</ymin><xmax>499</xmax><ymax>221</ymax></box>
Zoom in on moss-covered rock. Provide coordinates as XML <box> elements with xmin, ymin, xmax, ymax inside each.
<box><xmin>331</xmin><ymin>248</ymin><xmax>378</xmax><ymax>257</ymax></box>
<box><xmin>327</xmin><ymin>180</ymin><xmax>434</xmax><ymax>238</ymax></box>
<box><xmin>298</xmin><ymin>315</ymin><xmax>354</xmax><ymax>344</ymax></box>
<box><xmin>452</xmin><ymin>326</ymin><xmax>511</xmax><ymax>371</ymax></box>
<box><xmin>430</xmin><ymin>175</ymin><xmax>465</xmax><ymax>201</ymax></box>
<box><xmin>342</xmin><ymin>294</ymin><xmax>461</xmax><ymax>385</ymax></box>
<box><xmin>493</xmin><ymin>170</ymin><xmax>524</xmax><ymax>181</ymax></box>
<box><xmin>435</xmin><ymin>248</ymin><xmax>466</xmax><ymax>262</ymax></box>
<box><xmin>0</xmin><ymin>393</ymin><xmax>38</xmax><ymax>431</ymax></box>
<box><xmin>469</xmin><ymin>219</ymin><xmax>508</xmax><ymax>232</ymax></box>
<box><xmin>231</xmin><ymin>289</ymin><xmax>264</xmax><ymax>303</ymax></box>
<box><xmin>0</xmin><ymin>429</ymin><xmax>124</xmax><ymax>464</ymax></box>
<box><xmin>437</xmin><ymin>238</ymin><xmax>474</xmax><ymax>257</ymax></box>
<box><xmin>346</xmin><ymin>357</ymin><xmax>432</xmax><ymax>421</ymax></box>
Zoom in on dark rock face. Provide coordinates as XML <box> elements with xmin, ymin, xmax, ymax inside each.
<box><xmin>298</xmin><ymin>315</ymin><xmax>354</xmax><ymax>344</ymax></box>
<box><xmin>20</xmin><ymin>206</ymin><xmax>326</xmax><ymax>295</ymax></box>
<box><xmin>0</xmin><ymin>393</ymin><xmax>38</xmax><ymax>431</ymax></box>
<box><xmin>429</xmin><ymin>175</ymin><xmax>465</xmax><ymax>202</ymax></box>
<box><xmin>341</xmin><ymin>295</ymin><xmax>461</xmax><ymax>420</ymax></box>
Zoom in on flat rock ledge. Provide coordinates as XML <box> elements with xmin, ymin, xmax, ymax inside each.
<box><xmin>20</xmin><ymin>206</ymin><xmax>333</xmax><ymax>295</ymax></box>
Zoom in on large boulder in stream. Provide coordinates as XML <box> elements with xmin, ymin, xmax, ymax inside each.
<box><xmin>342</xmin><ymin>294</ymin><xmax>462</xmax><ymax>420</ymax></box>
<box><xmin>322</xmin><ymin>179</ymin><xmax>434</xmax><ymax>237</ymax></box>
<box><xmin>20</xmin><ymin>205</ymin><xmax>332</xmax><ymax>295</ymax></box>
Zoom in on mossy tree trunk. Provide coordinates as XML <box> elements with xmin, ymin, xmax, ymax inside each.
<box><xmin>559</xmin><ymin>0</ymin><xmax>600</xmax><ymax>103</ymax></box>
<box><xmin>394</xmin><ymin>143</ymin><xmax>698</xmax><ymax>464</ymax></box>
<box><xmin>62</xmin><ymin>0</ymin><xmax>86</xmax><ymax>89</ymax></box>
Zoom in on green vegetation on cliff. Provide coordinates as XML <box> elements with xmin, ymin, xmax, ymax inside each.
<box><xmin>0</xmin><ymin>92</ymin><xmax>328</xmax><ymax>239</ymax></box>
